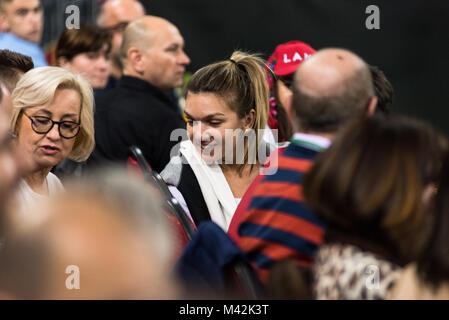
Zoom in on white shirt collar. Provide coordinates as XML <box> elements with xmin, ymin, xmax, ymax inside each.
<box><xmin>292</xmin><ymin>132</ymin><xmax>332</xmax><ymax>150</ymax></box>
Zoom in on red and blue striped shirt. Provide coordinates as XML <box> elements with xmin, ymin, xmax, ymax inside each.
<box><xmin>233</xmin><ymin>134</ymin><xmax>328</xmax><ymax>283</ymax></box>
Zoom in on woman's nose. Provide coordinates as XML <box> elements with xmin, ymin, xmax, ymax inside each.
<box><xmin>45</xmin><ymin>124</ymin><xmax>61</xmax><ymax>140</ymax></box>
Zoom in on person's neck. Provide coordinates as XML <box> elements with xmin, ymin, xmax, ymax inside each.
<box><xmin>221</xmin><ymin>163</ymin><xmax>243</xmax><ymax>174</ymax></box>
<box><xmin>122</xmin><ymin>69</ymin><xmax>171</xmax><ymax>95</ymax></box>
<box><xmin>110</xmin><ymin>63</ymin><xmax>122</xmax><ymax>79</ymax></box>
<box><xmin>221</xmin><ymin>163</ymin><xmax>260</xmax><ymax>198</ymax></box>
<box><xmin>24</xmin><ymin>167</ymin><xmax>52</xmax><ymax>195</ymax></box>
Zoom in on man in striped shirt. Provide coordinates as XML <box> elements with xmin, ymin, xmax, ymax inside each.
<box><xmin>230</xmin><ymin>48</ymin><xmax>378</xmax><ymax>284</ymax></box>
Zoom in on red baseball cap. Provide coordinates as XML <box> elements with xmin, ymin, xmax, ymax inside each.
<box><xmin>268</xmin><ymin>40</ymin><xmax>316</xmax><ymax>76</ymax></box>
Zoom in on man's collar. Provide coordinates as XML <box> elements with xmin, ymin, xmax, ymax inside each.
<box><xmin>291</xmin><ymin>132</ymin><xmax>331</xmax><ymax>151</ymax></box>
<box><xmin>119</xmin><ymin>75</ymin><xmax>178</xmax><ymax>110</ymax></box>
<box><xmin>119</xmin><ymin>75</ymin><xmax>170</xmax><ymax>97</ymax></box>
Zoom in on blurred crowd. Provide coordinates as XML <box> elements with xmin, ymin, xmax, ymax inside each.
<box><xmin>0</xmin><ymin>0</ymin><xmax>448</xmax><ymax>300</ymax></box>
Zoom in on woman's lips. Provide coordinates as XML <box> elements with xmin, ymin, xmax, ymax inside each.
<box><xmin>40</xmin><ymin>145</ymin><xmax>60</xmax><ymax>155</ymax></box>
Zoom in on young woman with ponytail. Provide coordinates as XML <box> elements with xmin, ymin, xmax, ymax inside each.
<box><xmin>161</xmin><ymin>51</ymin><xmax>272</xmax><ymax>231</ymax></box>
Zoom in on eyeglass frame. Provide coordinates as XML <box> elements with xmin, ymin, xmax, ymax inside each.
<box><xmin>22</xmin><ymin>112</ymin><xmax>81</xmax><ymax>139</ymax></box>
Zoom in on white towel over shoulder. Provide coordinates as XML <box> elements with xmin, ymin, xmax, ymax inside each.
<box><xmin>180</xmin><ymin>140</ymin><xmax>236</xmax><ymax>231</ymax></box>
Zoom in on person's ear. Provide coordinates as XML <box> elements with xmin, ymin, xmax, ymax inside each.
<box><xmin>57</xmin><ymin>57</ymin><xmax>70</xmax><ymax>69</ymax></box>
<box><xmin>0</xmin><ymin>13</ymin><xmax>10</xmax><ymax>32</ymax></box>
<box><xmin>366</xmin><ymin>96</ymin><xmax>378</xmax><ymax>117</ymax></box>
<box><xmin>128</xmin><ymin>47</ymin><xmax>144</xmax><ymax>74</ymax></box>
<box><xmin>422</xmin><ymin>183</ymin><xmax>437</xmax><ymax>208</ymax></box>
<box><xmin>243</xmin><ymin>109</ymin><xmax>256</xmax><ymax>130</ymax></box>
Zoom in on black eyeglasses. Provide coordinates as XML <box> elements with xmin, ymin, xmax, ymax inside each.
<box><xmin>23</xmin><ymin>112</ymin><xmax>81</xmax><ymax>139</ymax></box>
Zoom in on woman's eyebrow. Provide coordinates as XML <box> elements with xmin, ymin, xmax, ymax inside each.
<box><xmin>62</xmin><ymin>113</ymin><xmax>79</xmax><ymax>118</ymax></box>
<box><xmin>32</xmin><ymin>109</ymin><xmax>52</xmax><ymax>116</ymax></box>
<box><xmin>61</xmin><ymin>114</ymin><xmax>80</xmax><ymax>121</ymax></box>
<box><xmin>184</xmin><ymin>111</ymin><xmax>225</xmax><ymax>120</ymax></box>
<box><xmin>203</xmin><ymin>113</ymin><xmax>225</xmax><ymax>120</ymax></box>
<box><xmin>32</xmin><ymin>110</ymin><xmax>79</xmax><ymax>121</ymax></box>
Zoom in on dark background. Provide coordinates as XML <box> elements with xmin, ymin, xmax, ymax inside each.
<box><xmin>42</xmin><ymin>0</ymin><xmax>449</xmax><ymax>135</ymax></box>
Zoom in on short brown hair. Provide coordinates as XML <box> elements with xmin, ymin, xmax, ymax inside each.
<box><xmin>0</xmin><ymin>50</ymin><xmax>34</xmax><ymax>92</ymax></box>
<box><xmin>55</xmin><ymin>24</ymin><xmax>111</xmax><ymax>63</ymax></box>
<box><xmin>370</xmin><ymin>65</ymin><xmax>394</xmax><ymax>115</ymax></box>
<box><xmin>303</xmin><ymin>115</ymin><xmax>447</xmax><ymax>263</ymax></box>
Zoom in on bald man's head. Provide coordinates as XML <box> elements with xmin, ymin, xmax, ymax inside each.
<box><xmin>121</xmin><ymin>15</ymin><xmax>190</xmax><ymax>92</ymax></box>
<box><xmin>96</xmin><ymin>0</ymin><xmax>145</xmax><ymax>27</ymax></box>
<box><xmin>291</xmin><ymin>48</ymin><xmax>375</xmax><ymax>133</ymax></box>
<box><xmin>121</xmin><ymin>16</ymin><xmax>177</xmax><ymax>62</ymax></box>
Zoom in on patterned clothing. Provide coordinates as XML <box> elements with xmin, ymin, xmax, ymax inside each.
<box><xmin>313</xmin><ymin>243</ymin><xmax>401</xmax><ymax>300</ymax></box>
<box><xmin>236</xmin><ymin>134</ymin><xmax>328</xmax><ymax>283</ymax></box>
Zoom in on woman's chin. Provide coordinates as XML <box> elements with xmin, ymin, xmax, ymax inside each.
<box><xmin>34</xmin><ymin>158</ymin><xmax>62</xmax><ymax>171</ymax></box>
<box><xmin>200</xmin><ymin>153</ymin><xmax>219</xmax><ymax>164</ymax></box>
<box><xmin>199</xmin><ymin>149</ymin><xmax>222</xmax><ymax>164</ymax></box>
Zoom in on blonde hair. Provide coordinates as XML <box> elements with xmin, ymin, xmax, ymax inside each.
<box><xmin>186</xmin><ymin>51</ymin><xmax>269</xmax><ymax>172</ymax></box>
<box><xmin>11</xmin><ymin>67</ymin><xmax>95</xmax><ymax>162</ymax></box>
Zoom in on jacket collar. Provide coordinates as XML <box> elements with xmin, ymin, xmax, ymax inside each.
<box><xmin>119</xmin><ymin>75</ymin><xmax>176</xmax><ymax>108</ymax></box>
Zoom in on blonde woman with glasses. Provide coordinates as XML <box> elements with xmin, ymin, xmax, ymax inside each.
<box><xmin>10</xmin><ymin>67</ymin><xmax>94</xmax><ymax>212</ymax></box>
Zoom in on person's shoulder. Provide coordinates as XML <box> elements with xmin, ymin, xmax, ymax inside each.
<box><xmin>0</xmin><ymin>33</ymin><xmax>44</xmax><ymax>55</ymax></box>
<box><xmin>160</xmin><ymin>154</ymin><xmax>184</xmax><ymax>186</ymax></box>
<box><xmin>388</xmin><ymin>263</ymin><xmax>423</xmax><ymax>300</ymax></box>
<box><xmin>46</xmin><ymin>172</ymin><xmax>65</xmax><ymax>193</ymax></box>
<box><xmin>284</xmin><ymin>141</ymin><xmax>321</xmax><ymax>161</ymax></box>
<box><xmin>94</xmin><ymin>86</ymin><xmax>133</xmax><ymax>117</ymax></box>
<box><xmin>95</xmin><ymin>85</ymin><xmax>126</xmax><ymax>104</ymax></box>
<box><xmin>0</xmin><ymin>33</ymin><xmax>21</xmax><ymax>47</ymax></box>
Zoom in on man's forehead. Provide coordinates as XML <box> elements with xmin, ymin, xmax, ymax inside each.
<box><xmin>5</xmin><ymin>0</ymin><xmax>41</xmax><ymax>10</ymax></box>
<box><xmin>153</xmin><ymin>25</ymin><xmax>183</xmax><ymax>46</ymax></box>
<box><xmin>101</xmin><ymin>1</ymin><xmax>144</xmax><ymax>27</ymax></box>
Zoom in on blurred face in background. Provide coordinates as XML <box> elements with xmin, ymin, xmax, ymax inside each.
<box><xmin>140</xmin><ymin>22</ymin><xmax>190</xmax><ymax>93</ymax></box>
<box><xmin>59</xmin><ymin>46</ymin><xmax>111</xmax><ymax>90</ymax></box>
<box><xmin>42</xmin><ymin>196</ymin><xmax>177</xmax><ymax>299</ymax></box>
<box><xmin>97</xmin><ymin>0</ymin><xmax>145</xmax><ymax>69</ymax></box>
<box><xmin>0</xmin><ymin>0</ymin><xmax>43</xmax><ymax>44</ymax></box>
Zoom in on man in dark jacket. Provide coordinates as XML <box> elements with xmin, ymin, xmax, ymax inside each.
<box><xmin>88</xmin><ymin>16</ymin><xmax>190</xmax><ymax>173</ymax></box>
